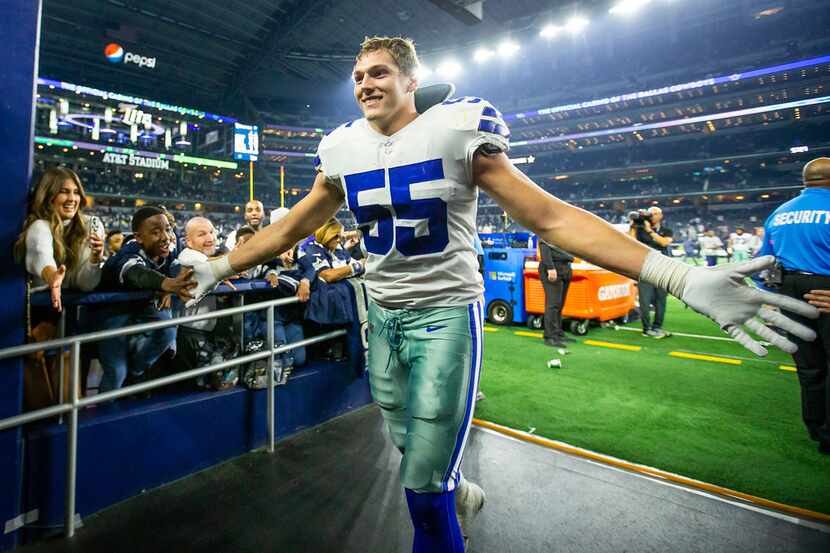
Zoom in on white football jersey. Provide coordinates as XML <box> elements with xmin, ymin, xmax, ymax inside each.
<box><xmin>729</xmin><ymin>232</ymin><xmax>752</xmax><ymax>252</ymax></box>
<box><xmin>315</xmin><ymin>97</ymin><xmax>509</xmax><ymax>309</ymax></box>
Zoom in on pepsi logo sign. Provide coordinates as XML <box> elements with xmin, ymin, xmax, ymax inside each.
<box><xmin>104</xmin><ymin>43</ymin><xmax>156</xmax><ymax>69</ymax></box>
<box><xmin>104</xmin><ymin>43</ymin><xmax>124</xmax><ymax>63</ymax></box>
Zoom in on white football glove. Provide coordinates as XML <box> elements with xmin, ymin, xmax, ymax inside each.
<box><xmin>184</xmin><ymin>256</ymin><xmax>234</xmax><ymax>308</ymax></box>
<box><xmin>641</xmin><ymin>252</ymin><xmax>819</xmax><ymax>356</ymax></box>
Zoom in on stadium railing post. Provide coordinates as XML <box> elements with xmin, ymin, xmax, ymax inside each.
<box><xmin>65</xmin><ymin>340</ymin><xmax>80</xmax><ymax>537</ymax></box>
<box><xmin>267</xmin><ymin>304</ymin><xmax>276</xmax><ymax>453</ymax></box>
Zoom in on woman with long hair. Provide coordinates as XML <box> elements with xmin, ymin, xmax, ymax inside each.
<box><xmin>14</xmin><ymin>167</ymin><xmax>104</xmax><ymax>311</ymax></box>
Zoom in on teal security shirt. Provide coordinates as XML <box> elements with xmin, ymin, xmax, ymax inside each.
<box><xmin>758</xmin><ymin>187</ymin><xmax>830</xmax><ymax>275</ymax></box>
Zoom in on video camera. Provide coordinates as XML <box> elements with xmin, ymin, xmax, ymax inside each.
<box><xmin>628</xmin><ymin>209</ymin><xmax>653</xmax><ymax>228</ymax></box>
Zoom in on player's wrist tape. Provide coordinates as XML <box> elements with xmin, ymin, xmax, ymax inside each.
<box><xmin>639</xmin><ymin>249</ymin><xmax>692</xmax><ymax>298</ymax></box>
<box><xmin>209</xmin><ymin>256</ymin><xmax>235</xmax><ymax>281</ymax></box>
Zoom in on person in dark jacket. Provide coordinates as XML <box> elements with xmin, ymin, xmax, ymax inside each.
<box><xmin>538</xmin><ymin>240</ymin><xmax>575</xmax><ymax>347</ymax></box>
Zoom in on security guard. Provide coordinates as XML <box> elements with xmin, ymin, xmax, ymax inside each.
<box><xmin>758</xmin><ymin>157</ymin><xmax>830</xmax><ymax>455</ymax></box>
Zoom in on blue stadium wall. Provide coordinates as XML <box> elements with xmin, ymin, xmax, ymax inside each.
<box><xmin>0</xmin><ymin>1</ymin><xmax>41</xmax><ymax>550</ymax></box>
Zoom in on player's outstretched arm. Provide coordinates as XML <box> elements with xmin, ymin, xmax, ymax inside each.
<box><xmin>187</xmin><ymin>172</ymin><xmax>343</xmax><ymax>305</ymax></box>
<box><xmin>474</xmin><ymin>151</ymin><xmax>820</xmax><ymax>356</ymax></box>
<box><xmin>474</xmin><ymin>151</ymin><xmax>651</xmax><ymax>279</ymax></box>
<box><xmin>228</xmin><ymin>173</ymin><xmax>343</xmax><ymax>271</ymax></box>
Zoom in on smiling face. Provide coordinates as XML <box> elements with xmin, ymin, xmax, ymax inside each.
<box><xmin>50</xmin><ymin>179</ymin><xmax>82</xmax><ymax>221</ymax></box>
<box><xmin>135</xmin><ymin>214</ymin><xmax>172</xmax><ymax>260</ymax></box>
<box><xmin>186</xmin><ymin>218</ymin><xmax>216</xmax><ymax>256</ymax></box>
<box><xmin>353</xmin><ymin>49</ymin><xmax>417</xmax><ymax>135</ymax></box>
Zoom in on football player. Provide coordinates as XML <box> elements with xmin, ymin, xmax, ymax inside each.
<box><xmin>186</xmin><ymin>37</ymin><xmax>819</xmax><ymax>552</ymax></box>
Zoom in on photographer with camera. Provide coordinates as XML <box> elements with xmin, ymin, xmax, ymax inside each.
<box><xmin>629</xmin><ymin>206</ymin><xmax>673</xmax><ymax>338</ymax></box>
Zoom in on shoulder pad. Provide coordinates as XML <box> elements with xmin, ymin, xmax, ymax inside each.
<box><xmin>315</xmin><ymin>119</ymin><xmax>363</xmax><ymax>171</ymax></box>
<box><xmin>433</xmin><ymin>97</ymin><xmax>507</xmax><ymax>135</ymax></box>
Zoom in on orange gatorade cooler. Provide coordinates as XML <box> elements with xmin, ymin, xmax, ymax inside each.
<box><xmin>524</xmin><ymin>258</ymin><xmax>636</xmax><ymax>335</ymax></box>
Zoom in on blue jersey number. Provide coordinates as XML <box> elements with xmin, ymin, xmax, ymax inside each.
<box><xmin>344</xmin><ymin>159</ymin><xmax>448</xmax><ymax>257</ymax></box>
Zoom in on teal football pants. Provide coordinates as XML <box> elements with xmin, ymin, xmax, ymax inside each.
<box><xmin>367</xmin><ymin>299</ymin><xmax>484</xmax><ymax>493</ymax></box>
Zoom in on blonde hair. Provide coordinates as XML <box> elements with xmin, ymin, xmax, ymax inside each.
<box><xmin>356</xmin><ymin>36</ymin><xmax>420</xmax><ymax>77</ymax></box>
<box><xmin>14</xmin><ymin>167</ymin><xmax>89</xmax><ymax>273</ymax></box>
<box><xmin>315</xmin><ymin>218</ymin><xmax>344</xmax><ymax>248</ymax></box>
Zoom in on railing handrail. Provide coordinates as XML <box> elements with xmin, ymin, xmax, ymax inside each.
<box><xmin>0</xmin><ymin>327</ymin><xmax>346</xmax><ymax>433</ymax></box>
<box><xmin>0</xmin><ymin>290</ymin><xmax>358</xmax><ymax>538</ymax></box>
<box><xmin>0</xmin><ymin>295</ymin><xmax>301</xmax><ymax>360</ymax></box>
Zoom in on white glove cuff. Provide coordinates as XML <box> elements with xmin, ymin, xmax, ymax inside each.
<box><xmin>639</xmin><ymin>250</ymin><xmax>692</xmax><ymax>298</ymax></box>
<box><xmin>209</xmin><ymin>256</ymin><xmax>235</xmax><ymax>281</ymax></box>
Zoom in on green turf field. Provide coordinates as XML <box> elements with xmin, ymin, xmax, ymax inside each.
<box><xmin>475</xmin><ymin>297</ymin><xmax>830</xmax><ymax>515</ymax></box>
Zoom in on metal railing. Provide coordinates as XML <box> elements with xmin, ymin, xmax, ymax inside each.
<box><xmin>0</xmin><ymin>296</ymin><xmax>348</xmax><ymax>538</ymax></box>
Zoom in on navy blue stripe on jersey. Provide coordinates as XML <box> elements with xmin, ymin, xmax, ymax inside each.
<box><xmin>345</xmin><ymin>120</ymin><xmax>355</xmax><ymax>128</ymax></box>
<box><xmin>482</xmin><ymin>105</ymin><xmax>503</xmax><ymax>120</ymax></box>
<box><xmin>478</xmin><ymin>119</ymin><xmax>510</xmax><ymax>138</ymax></box>
<box><xmin>442</xmin><ymin>96</ymin><xmax>483</xmax><ymax>105</ymax></box>
<box><xmin>313</xmin><ymin>155</ymin><xmax>321</xmax><ymax>169</ymax></box>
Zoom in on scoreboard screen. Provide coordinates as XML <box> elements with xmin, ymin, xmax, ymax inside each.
<box><xmin>233</xmin><ymin>123</ymin><xmax>259</xmax><ymax>161</ymax></box>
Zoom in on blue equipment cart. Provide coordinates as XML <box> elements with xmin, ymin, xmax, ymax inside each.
<box><xmin>482</xmin><ymin>246</ymin><xmax>535</xmax><ymax>324</ymax></box>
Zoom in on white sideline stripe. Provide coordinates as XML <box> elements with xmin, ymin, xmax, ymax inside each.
<box><xmin>615</xmin><ymin>325</ymin><xmax>736</xmax><ymax>342</ymax></box>
<box><xmin>614</xmin><ymin>326</ymin><xmax>785</xmax><ymax>366</ymax></box>
<box><xmin>474</xmin><ymin>426</ymin><xmax>830</xmax><ymax>534</ymax></box>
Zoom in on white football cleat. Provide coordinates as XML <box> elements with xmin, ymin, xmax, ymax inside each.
<box><xmin>456</xmin><ymin>479</ymin><xmax>485</xmax><ymax>549</ymax></box>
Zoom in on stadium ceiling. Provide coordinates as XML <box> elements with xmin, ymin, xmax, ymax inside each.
<box><xmin>38</xmin><ymin>0</ymin><xmax>599</xmax><ymax>119</ymax></box>
<box><xmin>38</xmin><ymin>0</ymin><xmax>824</xmax><ymax>122</ymax></box>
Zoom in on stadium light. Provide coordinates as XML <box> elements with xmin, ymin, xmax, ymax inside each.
<box><xmin>474</xmin><ymin>47</ymin><xmax>495</xmax><ymax>63</ymax></box>
<box><xmin>565</xmin><ymin>16</ymin><xmax>589</xmax><ymax>34</ymax></box>
<box><xmin>436</xmin><ymin>59</ymin><xmax>462</xmax><ymax>78</ymax></box>
<box><xmin>417</xmin><ymin>65</ymin><xmax>432</xmax><ymax>80</ymax></box>
<box><xmin>510</xmin><ymin>155</ymin><xmax>536</xmax><ymax>165</ymax></box>
<box><xmin>539</xmin><ymin>24</ymin><xmax>562</xmax><ymax>39</ymax></box>
<box><xmin>609</xmin><ymin>0</ymin><xmax>651</xmax><ymax>16</ymax></box>
<box><xmin>497</xmin><ymin>40</ymin><xmax>520</xmax><ymax>58</ymax></box>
